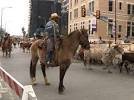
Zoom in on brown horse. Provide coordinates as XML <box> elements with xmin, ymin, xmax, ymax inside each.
<box><xmin>30</xmin><ymin>29</ymin><xmax>90</xmax><ymax>93</ymax></box>
<box><xmin>1</xmin><ymin>36</ymin><xmax>12</xmax><ymax>57</ymax></box>
<box><xmin>20</xmin><ymin>41</ymin><xmax>32</xmax><ymax>53</ymax></box>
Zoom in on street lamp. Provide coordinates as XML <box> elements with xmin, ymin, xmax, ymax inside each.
<box><xmin>114</xmin><ymin>0</ymin><xmax>117</xmax><ymax>44</ymax></box>
<box><xmin>0</xmin><ymin>7</ymin><xmax>12</xmax><ymax>30</ymax></box>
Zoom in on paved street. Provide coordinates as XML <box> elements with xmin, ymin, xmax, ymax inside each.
<box><xmin>0</xmin><ymin>46</ymin><xmax>134</xmax><ymax>100</ymax></box>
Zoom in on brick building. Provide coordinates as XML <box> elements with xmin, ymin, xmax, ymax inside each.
<box><xmin>68</xmin><ymin>0</ymin><xmax>134</xmax><ymax>41</ymax></box>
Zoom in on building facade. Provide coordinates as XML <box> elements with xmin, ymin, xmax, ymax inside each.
<box><xmin>61</xmin><ymin>0</ymin><xmax>69</xmax><ymax>34</ymax></box>
<box><xmin>68</xmin><ymin>0</ymin><xmax>134</xmax><ymax>40</ymax></box>
<box><xmin>29</xmin><ymin>0</ymin><xmax>62</xmax><ymax>37</ymax></box>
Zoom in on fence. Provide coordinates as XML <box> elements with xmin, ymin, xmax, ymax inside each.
<box><xmin>0</xmin><ymin>66</ymin><xmax>37</xmax><ymax>100</ymax></box>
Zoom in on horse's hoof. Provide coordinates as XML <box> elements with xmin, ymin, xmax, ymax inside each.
<box><xmin>58</xmin><ymin>86</ymin><xmax>65</xmax><ymax>94</ymax></box>
<box><xmin>45</xmin><ymin>82</ymin><xmax>51</xmax><ymax>86</ymax></box>
<box><xmin>31</xmin><ymin>78</ymin><xmax>37</xmax><ymax>85</ymax></box>
<box><xmin>31</xmin><ymin>81</ymin><xmax>37</xmax><ymax>85</ymax></box>
<box><xmin>58</xmin><ymin>89</ymin><xmax>64</xmax><ymax>94</ymax></box>
<box><xmin>59</xmin><ymin>91</ymin><xmax>64</xmax><ymax>95</ymax></box>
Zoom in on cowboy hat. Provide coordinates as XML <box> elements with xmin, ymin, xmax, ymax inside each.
<box><xmin>50</xmin><ymin>13</ymin><xmax>59</xmax><ymax>18</ymax></box>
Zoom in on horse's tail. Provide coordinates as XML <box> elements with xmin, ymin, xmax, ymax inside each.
<box><xmin>30</xmin><ymin>59</ymin><xmax>32</xmax><ymax>68</ymax></box>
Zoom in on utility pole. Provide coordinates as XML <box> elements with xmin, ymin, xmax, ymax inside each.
<box><xmin>114</xmin><ymin>0</ymin><xmax>117</xmax><ymax>44</ymax></box>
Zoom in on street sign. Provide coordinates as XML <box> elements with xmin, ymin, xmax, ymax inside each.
<box><xmin>90</xmin><ymin>18</ymin><xmax>96</xmax><ymax>32</ymax></box>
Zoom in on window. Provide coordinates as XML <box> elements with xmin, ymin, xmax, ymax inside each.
<box><xmin>132</xmin><ymin>5</ymin><xmax>134</xmax><ymax>14</ymax></box>
<box><xmin>70</xmin><ymin>0</ymin><xmax>72</xmax><ymax>8</ymax></box>
<box><xmin>127</xmin><ymin>21</ymin><xmax>134</xmax><ymax>37</ymax></box>
<box><xmin>109</xmin><ymin>0</ymin><xmax>113</xmax><ymax>11</ymax></box>
<box><xmin>127</xmin><ymin>4</ymin><xmax>134</xmax><ymax>15</ymax></box>
<box><xmin>74</xmin><ymin>0</ymin><xmax>78</xmax><ymax>5</ymax></box>
<box><xmin>70</xmin><ymin>12</ymin><xmax>72</xmax><ymax>20</ymax></box>
<box><xmin>81</xmin><ymin>22</ymin><xmax>85</xmax><ymax>29</ymax></box>
<box><xmin>74</xmin><ymin>8</ymin><xmax>78</xmax><ymax>18</ymax></box>
<box><xmin>76</xmin><ymin>24</ymin><xmax>78</xmax><ymax>30</ymax></box>
<box><xmin>74</xmin><ymin>24</ymin><xmax>78</xmax><ymax>30</ymax></box>
<box><xmin>119</xmin><ymin>25</ymin><xmax>122</xmax><ymax>32</ymax></box>
<box><xmin>118</xmin><ymin>34</ymin><xmax>121</xmax><ymax>38</ymax></box>
<box><xmin>132</xmin><ymin>22</ymin><xmax>134</xmax><ymax>36</ymax></box>
<box><xmin>75</xmin><ymin>0</ymin><xmax>76</xmax><ymax>4</ymax></box>
<box><xmin>89</xmin><ymin>1</ymin><xmax>94</xmax><ymax>13</ymax></box>
<box><xmin>83</xmin><ymin>26</ymin><xmax>85</xmax><ymax>29</ymax></box>
<box><xmin>89</xmin><ymin>2</ymin><xmax>91</xmax><ymax>13</ymax></box>
<box><xmin>88</xmin><ymin>25</ymin><xmax>90</xmax><ymax>34</ymax></box>
<box><xmin>70</xmin><ymin>25</ymin><xmax>71</xmax><ymax>32</ymax></box>
<box><xmin>127</xmin><ymin>22</ymin><xmax>131</xmax><ymax>36</ymax></box>
<box><xmin>108</xmin><ymin>19</ymin><xmax>113</xmax><ymax>34</ymax></box>
<box><xmin>119</xmin><ymin>2</ymin><xmax>122</xmax><ymax>10</ymax></box>
<box><xmin>128</xmin><ymin>4</ymin><xmax>131</xmax><ymax>14</ymax></box>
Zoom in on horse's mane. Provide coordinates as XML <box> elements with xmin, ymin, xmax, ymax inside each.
<box><xmin>67</xmin><ymin>30</ymin><xmax>80</xmax><ymax>38</ymax></box>
<box><xmin>67</xmin><ymin>29</ymin><xmax>88</xmax><ymax>38</ymax></box>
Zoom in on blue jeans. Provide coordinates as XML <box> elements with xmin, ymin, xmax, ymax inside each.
<box><xmin>46</xmin><ymin>37</ymin><xmax>54</xmax><ymax>63</ymax></box>
<box><xmin>46</xmin><ymin>50</ymin><xmax>54</xmax><ymax>63</ymax></box>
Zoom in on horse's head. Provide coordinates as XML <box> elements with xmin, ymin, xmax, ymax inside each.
<box><xmin>79</xmin><ymin>29</ymin><xmax>90</xmax><ymax>49</ymax></box>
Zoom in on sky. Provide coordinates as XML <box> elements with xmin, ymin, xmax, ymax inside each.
<box><xmin>0</xmin><ymin>0</ymin><xmax>29</xmax><ymax>36</ymax></box>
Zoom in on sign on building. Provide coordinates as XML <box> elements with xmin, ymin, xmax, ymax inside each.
<box><xmin>90</xmin><ymin>17</ymin><xmax>96</xmax><ymax>33</ymax></box>
<box><xmin>112</xmin><ymin>23</ymin><xmax>115</xmax><ymax>35</ymax></box>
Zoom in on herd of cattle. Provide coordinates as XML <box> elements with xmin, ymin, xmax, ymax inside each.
<box><xmin>77</xmin><ymin>43</ymin><xmax>134</xmax><ymax>74</ymax></box>
<box><xmin>13</xmin><ymin>37</ymin><xmax>36</xmax><ymax>53</ymax></box>
<box><xmin>0</xmin><ymin>37</ymin><xmax>34</xmax><ymax>55</ymax></box>
<box><xmin>19</xmin><ymin>39</ymin><xmax>33</xmax><ymax>53</ymax></box>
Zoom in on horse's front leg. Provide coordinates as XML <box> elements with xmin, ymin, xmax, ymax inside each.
<box><xmin>59</xmin><ymin>60</ymin><xmax>70</xmax><ymax>94</ymax></box>
<box><xmin>30</xmin><ymin>57</ymin><xmax>38</xmax><ymax>85</ymax></box>
<box><xmin>40</xmin><ymin>63</ymin><xmax>50</xmax><ymax>85</ymax></box>
<box><xmin>9</xmin><ymin>49</ymin><xmax>11</xmax><ymax>58</ymax></box>
<box><xmin>6</xmin><ymin>50</ymin><xmax>8</xmax><ymax>57</ymax></box>
<box><xmin>23</xmin><ymin>47</ymin><xmax>25</xmax><ymax>53</ymax></box>
<box><xmin>38</xmin><ymin>48</ymin><xmax>50</xmax><ymax>86</ymax></box>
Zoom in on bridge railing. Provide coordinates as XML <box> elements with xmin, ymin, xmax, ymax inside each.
<box><xmin>0</xmin><ymin>66</ymin><xmax>37</xmax><ymax>100</ymax></box>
